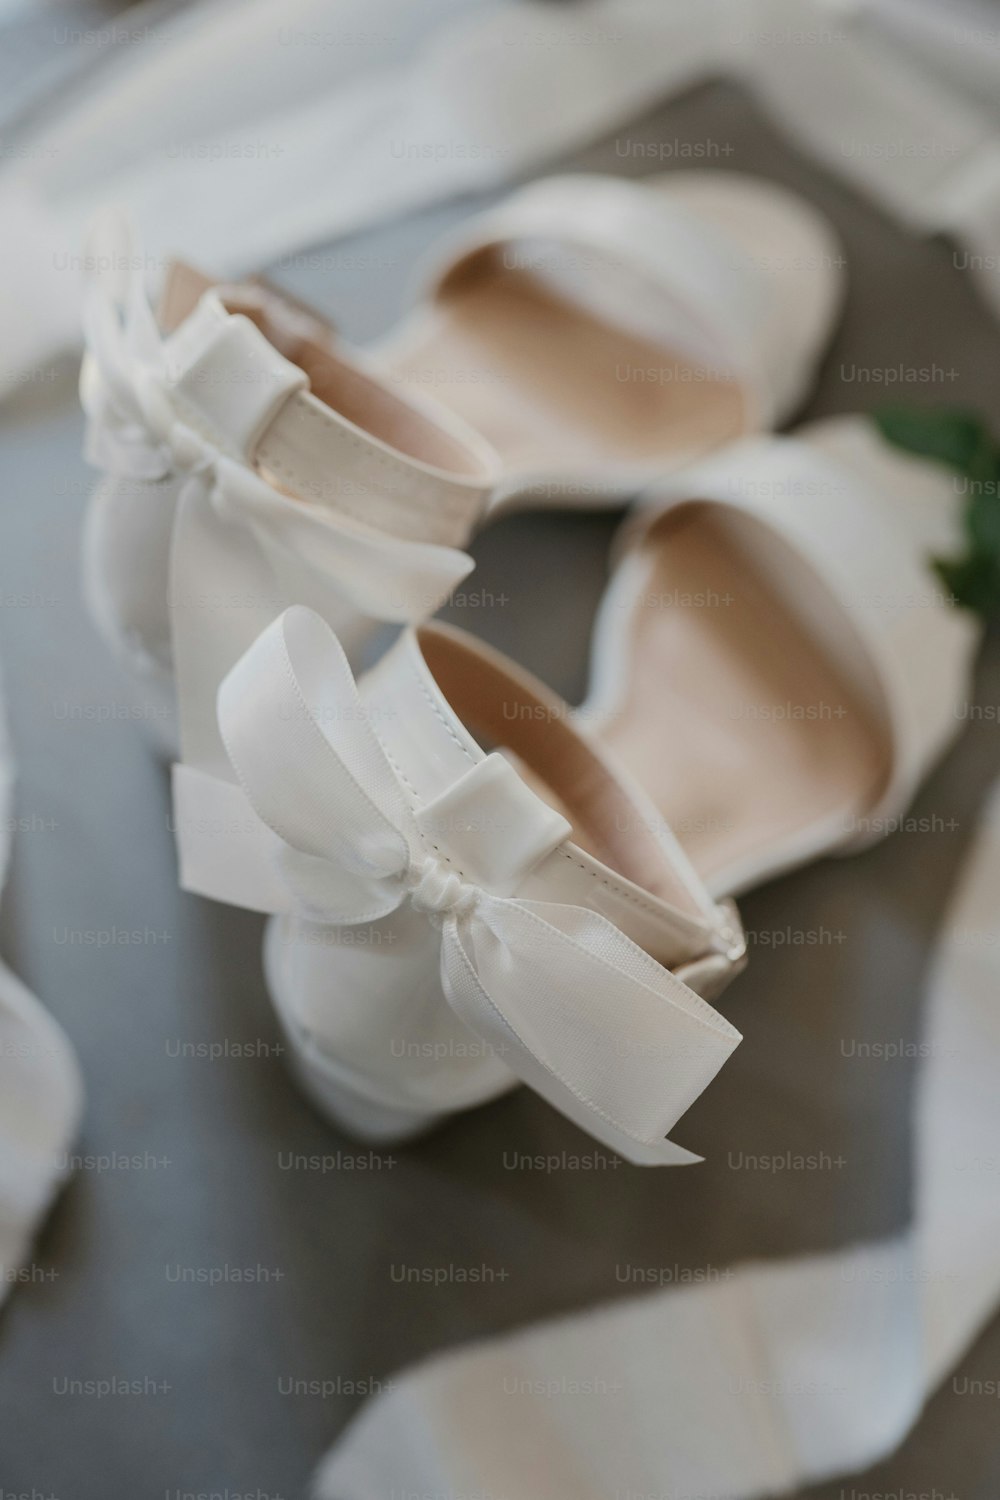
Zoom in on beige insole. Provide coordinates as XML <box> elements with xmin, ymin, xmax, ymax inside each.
<box><xmin>419</xmin><ymin>624</ymin><xmax>707</xmax><ymax>918</ymax></box>
<box><xmin>384</xmin><ymin>270</ymin><xmax>747</xmax><ymax>474</ymax></box>
<box><xmin>593</xmin><ymin>510</ymin><xmax>889</xmax><ymax>887</ymax></box>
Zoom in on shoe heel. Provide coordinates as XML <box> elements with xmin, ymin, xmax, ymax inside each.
<box><xmin>263</xmin><ymin>911</ymin><xmax>515</xmax><ymax>1144</ymax></box>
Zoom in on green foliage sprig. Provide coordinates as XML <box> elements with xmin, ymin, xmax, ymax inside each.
<box><xmin>874</xmin><ymin>407</ymin><xmax>1000</xmax><ymax>618</ymax></box>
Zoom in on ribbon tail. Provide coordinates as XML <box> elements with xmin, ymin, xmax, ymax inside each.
<box><xmin>175</xmin><ymin>609</ymin><xmax>420</xmax><ymax>923</ymax></box>
<box><xmin>439</xmin><ymin>896</ymin><xmax>742</xmax><ymax>1167</ymax></box>
<box><xmin>172</xmin><ymin>763</ymin><xmax>405</xmax><ymax>925</ymax></box>
<box><xmin>234</xmin><ymin>480</ymin><xmax>477</xmax><ymax>625</ymax></box>
<box><xmin>172</xmin><ymin>763</ymin><xmax>299</xmax><ymax>915</ymax></box>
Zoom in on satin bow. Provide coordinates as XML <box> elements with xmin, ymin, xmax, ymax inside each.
<box><xmin>173</xmin><ymin>606</ymin><xmax>742</xmax><ymax>1166</ymax></box>
<box><xmin>79</xmin><ymin>215</ymin><xmax>477</xmax><ymax>763</ymax></box>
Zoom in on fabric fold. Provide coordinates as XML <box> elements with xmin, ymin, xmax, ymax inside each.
<box><xmin>0</xmin><ymin>663</ymin><xmax>83</xmax><ymax>1301</ymax></box>
<box><xmin>9</xmin><ymin>0</ymin><xmax>1000</xmax><ymax>395</ymax></box>
<box><xmin>315</xmin><ymin>778</ymin><xmax>1000</xmax><ymax>1500</ymax></box>
<box><xmin>174</xmin><ymin>606</ymin><xmax>742</xmax><ymax>1166</ymax></box>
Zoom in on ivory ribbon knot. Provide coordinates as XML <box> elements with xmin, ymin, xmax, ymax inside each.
<box><xmin>173</xmin><ymin>605</ymin><xmax>742</xmax><ymax>1167</ymax></box>
<box><xmin>406</xmin><ymin>857</ymin><xmax>480</xmax><ymax>921</ymax></box>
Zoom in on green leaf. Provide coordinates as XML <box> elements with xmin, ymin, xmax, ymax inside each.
<box><xmin>934</xmin><ymin>552</ymin><xmax>1000</xmax><ymax>615</ymax></box>
<box><xmin>874</xmin><ymin>405</ymin><xmax>1000</xmax><ymax>620</ymax></box>
<box><xmin>873</xmin><ymin>407</ymin><xmax>997</xmax><ymax>484</ymax></box>
<box><xmin>967</xmin><ymin>488</ymin><xmax>1000</xmax><ymax>554</ymax></box>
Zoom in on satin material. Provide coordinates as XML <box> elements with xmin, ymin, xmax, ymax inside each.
<box><xmin>80</xmin><ymin>225</ymin><xmax>480</xmax><ymax>770</ymax></box>
<box><xmin>173</xmin><ymin>607</ymin><xmax>742</xmax><ymax>1166</ymax></box>
<box><xmin>316</xmin><ymin>779</ymin><xmax>1000</xmax><ymax>1499</ymax></box>
<box><xmin>7</xmin><ymin>0</ymin><xmax>1000</xmax><ymax>399</ymax></box>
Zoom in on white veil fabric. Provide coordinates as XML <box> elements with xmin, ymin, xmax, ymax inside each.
<box><xmin>314</xmin><ymin>780</ymin><xmax>1000</xmax><ymax>1498</ymax></box>
<box><xmin>5</xmin><ymin>0</ymin><xmax>1000</xmax><ymax>396</ymax></box>
<box><xmin>0</xmin><ymin>667</ymin><xmax>83</xmax><ymax>1303</ymax></box>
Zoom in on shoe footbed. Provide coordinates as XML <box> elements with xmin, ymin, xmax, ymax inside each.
<box><xmin>382</xmin><ymin>267</ymin><xmax>747</xmax><ymax>474</ymax></box>
<box><xmin>594</xmin><ymin>507</ymin><xmax>890</xmax><ymax>888</ymax></box>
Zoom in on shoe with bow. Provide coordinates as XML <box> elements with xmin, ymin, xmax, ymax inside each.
<box><xmin>173</xmin><ymin>605</ymin><xmax>745</xmax><ymax>1166</ymax></box>
<box><xmin>79</xmin><ymin>222</ymin><xmax>499</xmax><ymax>759</ymax></box>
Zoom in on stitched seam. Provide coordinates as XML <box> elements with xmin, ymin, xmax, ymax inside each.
<box><xmin>555</xmin><ymin>847</ymin><xmax>682</xmax><ymax>926</ymax></box>
<box><xmin>371</xmin><ymin>654</ymin><xmax>474</xmax><ymax>806</ymax></box>
<box><xmin>412</xmin><ymin>662</ymin><xmax>477</xmax><ymax>764</ymax></box>
<box><xmin>378</xmin><ymin>737</ymin><xmax>421</xmax><ymax>802</ymax></box>
<box><xmin>424</xmin><ymin>840</ymin><xmax>467</xmax><ymax>882</ymax></box>
<box><xmin>448</xmin><ymin>925</ymin><xmax>661</xmax><ymax>1145</ymax></box>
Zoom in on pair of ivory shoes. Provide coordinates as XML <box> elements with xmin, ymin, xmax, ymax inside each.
<box><xmin>81</xmin><ymin>174</ymin><xmax>977</xmax><ymax>1163</ymax></box>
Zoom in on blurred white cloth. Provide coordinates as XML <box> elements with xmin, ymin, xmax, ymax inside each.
<box><xmin>315</xmin><ymin>779</ymin><xmax>1000</xmax><ymax>1498</ymax></box>
<box><xmin>5</xmin><ymin>0</ymin><xmax>1000</xmax><ymax>397</ymax></box>
<box><xmin>0</xmin><ymin>671</ymin><xmax>83</xmax><ymax>1300</ymax></box>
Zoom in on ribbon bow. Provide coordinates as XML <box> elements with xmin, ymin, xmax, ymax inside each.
<box><xmin>79</xmin><ymin>214</ymin><xmax>478</xmax><ymax>765</ymax></box>
<box><xmin>174</xmin><ymin>606</ymin><xmax>742</xmax><ymax>1166</ymax></box>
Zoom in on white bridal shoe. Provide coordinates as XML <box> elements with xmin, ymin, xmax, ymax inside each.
<box><xmin>80</xmin><ymin>238</ymin><xmax>499</xmax><ymax>757</ymax></box>
<box><xmin>173</xmin><ymin>607</ymin><xmax>746</xmax><ymax>1165</ymax></box>
<box><xmin>195</xmin><ymin>417</ymin><xmax>977</xmax><ymax>1155</ymax></box>
<box><xmin>371</xmin><ymin>171</ymin><xmax>844</xmax><ymax>506</ymax></box>
<box><xmin>80</xmin><ymin>171</ymin><xmax>842</xmax><ymax>752</ymax></box>
<box><xmin>584</xmin><ymin>415</ymin><xmax>980</xmax><ymax>896</ymax></box>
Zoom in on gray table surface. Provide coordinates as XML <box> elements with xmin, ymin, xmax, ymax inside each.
<box><xmin>0</xmin><ymin>69</ymin><xmax>998</xmax><ymax>1500</ymax></box>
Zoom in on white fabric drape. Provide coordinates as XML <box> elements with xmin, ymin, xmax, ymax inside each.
<box><xmin>315</xmin><ymin>780</ymin><xmax>1000</xmax><ymax>1498</ymax></box>
<box><xmin>6</xmin><ymin>0</ymin><xmax>1000</xmax><ymax>395</ymax></box>
<box><xmin>0</xmin><ymin>667</ymin><xmax>83</xmax><ymax>1302</ymax></box>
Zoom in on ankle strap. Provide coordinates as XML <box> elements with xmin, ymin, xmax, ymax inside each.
<box><xmin>80</xmin><ymin>225</ymin><xmax>500</xmax><ymax>779</ymax></box>
<box><xmin>161</xmin><ymin>281</ymin><xmax>497</xmax><ymax>548</ymax></box>
<box><xmin>360</xmin><ymin>620</ymin><xmax>742</xmax><ymax>978</ymax></box>
<box><xmin>173</xmin><ymin>606</ymin><xmax>743</xmax><ymax>1165</ymax></box>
